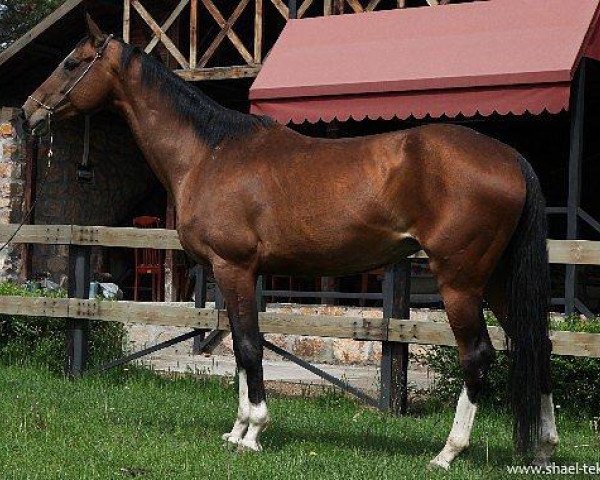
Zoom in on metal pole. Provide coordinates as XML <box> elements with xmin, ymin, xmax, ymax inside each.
<box><xmin>380</xmin><ymin>260</ymin><xmax>411</xmax><ymax>414</ymax></box>
<box><xmin>66</xmin><ymin>245</ymin><xmax>91</xmax><ymax>378</ymax></box>
<box><xmin>256</xmin><ymin>275</ymin><xmax>266</xmax><ymax>313</ymax></box>
<box><xmin>89</xmin><ymin>329</ymin><xmax>219</xmax><ymax>375</ymax></box>
<box><xmin>565</xmin><ymin>59</ymin><xmax>587</xmax><ymax>316</ymax></box>
<box><xmin>215</xmin><ymin>284</ymin><xmax>225</xmax><ymax>309</ymax></box>
<box><xmin>192</xmin><ymin>265</ymin><xmax>208</xmax><ymax>354</ymax></box>
<box><xmin>264</xmin><ymin>340</ymin><xmax>379</xmax><ymax>408</ymax></box>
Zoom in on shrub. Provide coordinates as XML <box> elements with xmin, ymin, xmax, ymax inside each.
<box><xmin>0</xmin><ymin>282</ymin><xmax>124</xmax><ymax>373</ymax></box>
<box><xmin>423</xmin><ymin>314</ymin><xmax>600</xmax><ymax>414</ymax></box>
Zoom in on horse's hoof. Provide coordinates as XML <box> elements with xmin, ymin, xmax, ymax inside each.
<box><xmin>531</xmin><ymin>458</ymin><xmax>551</xmax><ymax>468</ymax></box>
<box><xmin>237</xmin><ymin>438</ymin><xmax>263</xmax><ymax>453</ymax></box>
<box><xmin>222</xmin><ymin>433</ymin><xmax>242</xmax><ymax>449</ymax></box>
<box><xmin>428</xmin><ymin>457</ymin><xmax>451</xmax><ymax>471</ymax></box>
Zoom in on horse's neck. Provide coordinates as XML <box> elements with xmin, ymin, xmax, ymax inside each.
<box><xmin>111</xmin><ymin>67</ymin><xmax>211</xmax><ymax>199</ymax></box>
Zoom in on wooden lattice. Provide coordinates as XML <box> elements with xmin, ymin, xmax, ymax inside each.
<box><xmin>122</xmin><ymin>0</ymin><xmax>455</xmax><ymax>80</ymax></box>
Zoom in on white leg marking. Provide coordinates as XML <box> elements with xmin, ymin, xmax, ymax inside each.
<box><xmin>430</xmin><ymin>386</ymin><xmax>478</xmax><ymax>470</ymax></box>
<box><xmin>222</xmin><ymin>369</ymin><xmax>250</xmax><ymax>445</ymax></box>
<box><xmin>532</xmin><ymin>394</ymin><xmax>559</xmax><ymax>466</ymax></box>
<box><xmin>238</xmin><ymin>400</ymin><xmax>269</xmax><ymax>452</ymax></box>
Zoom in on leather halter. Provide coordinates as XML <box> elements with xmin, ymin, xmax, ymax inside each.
<box><xmin>28</xmin><ymin>34</ymin><xmax>114</xmax><ymax>114</ymax></box>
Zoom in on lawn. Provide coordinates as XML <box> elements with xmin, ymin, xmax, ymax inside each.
<box><xmin>0</xmin><ymin>364</ymin><xmax>597</xmax><ymax>480</ymax></box>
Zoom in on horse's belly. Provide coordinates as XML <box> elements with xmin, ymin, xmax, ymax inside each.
<box><xmin>258</xmin><ymin>229</ymin><xmax>419</xmax><ymax>276</ymax></box>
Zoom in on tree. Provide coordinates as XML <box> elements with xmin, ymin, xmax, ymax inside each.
<box><xmin>0</xmin><ymin>1</ymin><xmax>66</xmax><ymax>50</ymax></box>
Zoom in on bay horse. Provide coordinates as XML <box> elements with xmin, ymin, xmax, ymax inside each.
<box><xmin>19</xmin><ymin>16</ymin><xmax>558</xmax><ymax>469</ymax></box>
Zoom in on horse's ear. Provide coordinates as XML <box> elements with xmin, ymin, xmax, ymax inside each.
<box><xmin>85</xmin><ymin>13</ymin><xmax>104</xmax><ymax>45</ymax></box>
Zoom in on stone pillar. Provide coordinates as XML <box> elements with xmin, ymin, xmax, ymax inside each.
<box><xmin>0</xmin><ymin>107</ymin><xmax>25</xmax><ymax>281</ymax></box>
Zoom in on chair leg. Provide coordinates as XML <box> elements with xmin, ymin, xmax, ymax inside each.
<box><xmin>152</xmin><ymin>272</ymin><xmax>157</xmax><ymax>302</ymax></box>
<box><xmin>159</xmin><ymin>269</ymin><xmax>163</xmax><ymax>302</ymax></box>
<box><xmin>134</xmin><ymin>270</ymin><xmax>138</xmax><ymax>301</ymax></box>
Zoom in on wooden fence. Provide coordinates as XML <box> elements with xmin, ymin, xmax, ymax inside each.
<box><xmin>2</xmin><ymin>223</ymin><xmax>599</xmax><ymax>264</ymax></box>
<box><xmin>0</xmin><ymin>223</ymin><xmax>599</xmax><ymax>412</ymax></box>
<box><xmin>1</xmin><ymin>295</ymin><xmax>599</xmax><ymax>358</ymax></box>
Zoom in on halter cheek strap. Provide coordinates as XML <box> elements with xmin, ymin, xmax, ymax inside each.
<box><xmin>27</xmin><ymin>34</ymin><xmax>114</xmax><ymax>114</ymax></box>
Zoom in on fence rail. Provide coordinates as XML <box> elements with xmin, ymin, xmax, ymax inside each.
<box><xmin>1</xmin><ymin>296</ymin><xmax>599</xmax><ymax>358</ymax></box>
<box><xmin>2</xmin><ymin>224</ymin><xmax>600</xmax><ymax>265</ymax></box>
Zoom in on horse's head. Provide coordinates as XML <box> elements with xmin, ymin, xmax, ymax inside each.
<box><xmin>19</xmin><ymin>15</ymin><xmax>118</xmax><ymax>135</ymax></box>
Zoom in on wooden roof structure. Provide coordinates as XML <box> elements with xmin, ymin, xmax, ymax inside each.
<box><xmin>0</xmin><ymin>0</ymin><xmax>470</xmax><ymax>106</ymax></box>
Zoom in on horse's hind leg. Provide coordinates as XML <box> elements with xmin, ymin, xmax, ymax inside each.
<box><xmin>486</xmin><ymin>272</ymin><xmax>558</xmax><ymax>466</ymax></box>
<box><xmin>430</xmin><ymin>288</ymin><xmax>495</xmax><ymax>470</ymax></box>
<box><xmin>213</xmin><ymin>261</ymin><xmax>269</xmax><ymax>452</ymax></box>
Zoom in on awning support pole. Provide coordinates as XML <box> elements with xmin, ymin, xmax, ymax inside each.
<box><xmin>565</xmin><ymin>59</ymin><xmax>587</xmax><ymax>316</ymax></box>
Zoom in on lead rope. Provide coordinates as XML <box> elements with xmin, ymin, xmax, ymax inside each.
<box><xmin>0</xmin><ymin>115</ymin><xmax>54</xmax><ymax>253</ymax></box>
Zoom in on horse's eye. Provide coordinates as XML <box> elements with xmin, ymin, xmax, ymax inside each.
<box><xmin>64</xmin><ymin>58</ymin><xmax>81</xmax><ymax>71</ymax></box>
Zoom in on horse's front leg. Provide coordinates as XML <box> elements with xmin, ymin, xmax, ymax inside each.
<box><xmin>214</xmin><ymin>261</ymin><xmax>269</xmax><ymax>452</ymax></box>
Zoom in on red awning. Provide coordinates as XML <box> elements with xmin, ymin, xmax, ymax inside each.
<box><xmin>250</xmin><ymin>0</ymin><xmax>600</xmax><ymax>124</ymax></box>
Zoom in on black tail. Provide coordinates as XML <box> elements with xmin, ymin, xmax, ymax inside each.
<box><xmin>504</xmin><ymin>156</ymin><xmax>551</xmax><ymax>455</ymax></box>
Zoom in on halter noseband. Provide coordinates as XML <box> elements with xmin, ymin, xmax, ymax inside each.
<box><xmin>28</xmin><ymin>34</ymin><xmax>114</xmax><ymax>115</ymax></box>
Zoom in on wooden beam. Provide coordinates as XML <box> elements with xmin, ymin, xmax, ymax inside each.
<box><xmin>0</xmin><ymin>0</ymin><xmax>84</xmax><ymax>69</ymax></box>
<box><xmin>177</xmin><ymin>65</ymin><xmax>261</xmax><ymax>81</ymax></box>
<box><xmin>69</xmin><ymin>299</ymin><xmax>218</xmax><ymax>329</ymax></box>
<box><xmin>0</xmin><ymin>224</ymin><xmax>72</xmax><ymax>246</ymax></box>
<box><xmin>366</xmin><ymin>0</ymin><xmax>382</xmax><ymax>11</ymax></box>
<box><xmin>145</xmin><ymin>0</ymin><xmax>190</xmax><ymax>54</ymax></box>
<box><xmin>0</xmin><ymin>295</ymin><xmax>69</xmax><ymax>318</ymax></box>
<box><xmin>0</xmin><ymin>224</ymin><xmax>599</xmax><ymax>267</ymax></box>
<box><xmin>70</xmin><ymin>226</ymin><xmax>182</xmax><ymax>250</ymax></box>
<box><xmin>297</xmin><ymin>0</ymin><xmax>315</xmax><ymax>18</ymax></box>
<box><xmin>548</xmin><ymin>239</ymin><xmax>600</xmax><ymax>266</ymax></box>
<box><xmin>131</xmin><ymin>0</ymin><xmax>190</xmax><ymax>68</ymax></box>
<box><xmin>0</xmin><ymin>297</ymin><xmax>598</xmax><ymax>358</ymax></box>
<box><xmin>345</xmin><ymin>0</ymin><xmax>364</xmax><ymax>13</ymax></box>
<box><xmin>21</xmin><ymin>137</ymin><xmax>38</xmax><ymax>281</ymax></box>
<box><xmin>270</xmin><ymin>0</ymin><xmax>290</xmax><ymax>18</ymax></box>
<box><xmin>199</xmin><ymin>0</ymin><xmax>253</xmax><ymax>68</ymax></box>
<box><xmin>123</xmin><ymin>0</ymin><xmax>131</xmax><ymax>43</ymax></box>
<box><xmin>189</xmin><ymin>0</ymin><xmax>198</xmax><ymax>69</ymax></box>
<box><xmin>254</xmin><ymin>0</ymin><xmax>263</xmax><ymax>63</ymax></box>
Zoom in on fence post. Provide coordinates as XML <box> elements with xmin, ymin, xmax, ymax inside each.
<box><xmin>192</xmin><ymin>265</ymin><xmax>208</xmax><ymax>354</ymax></box>
<box><xmin>66</xmin><ymin>245</ymin><xmax>91</xmax><ymax>378</ymax></box>
<box><xmin>214</xmin><ymin>283</ymin><xmax>225</xmax><ymax>310</ymax></box>
<box><xmin>256</xmin><ymin>275</ymin><xmax>266</xmax><ymax>313</ymax></box>
<box><xmin>380</xmin><ymin>260</ymin><xmax>411</xmax><ymax>414</ymax></box>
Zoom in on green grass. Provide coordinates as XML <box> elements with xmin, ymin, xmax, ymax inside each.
<box><xmin>0</xmin><ymin>365</ymin><xmax>597</xmax><ymax>480</ymax></box>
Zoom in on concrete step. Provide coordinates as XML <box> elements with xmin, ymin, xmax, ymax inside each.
<box><xmin>137</xmin><ymin>353</ymin><xmax>435</xmax><ymax>394</ymax></box>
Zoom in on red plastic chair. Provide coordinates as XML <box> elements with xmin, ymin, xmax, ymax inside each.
<box><xmin>133</xmin><ymin>216</ymin><xmax>164</xmax><ymax>301</ymax></box>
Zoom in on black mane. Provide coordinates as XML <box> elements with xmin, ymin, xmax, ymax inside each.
<box><xmin>119</xmin><ymin>42</ymin><xmax>274</xmax><ymax>148</ymax></box>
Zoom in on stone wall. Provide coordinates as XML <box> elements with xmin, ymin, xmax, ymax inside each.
<box><xmin>31</xmin><ymin>112</ymin><xmax>157</xmax><ymax>280</ymax></box>
<box><xmin>125</xmin><ymin>304</ymin><xmax>449</xmax><ymax>366</ymax></box>
<box><xmin>0</xmin><ymin>107</ymin><xmax>25</xmax><ymax>281</ymax></box>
